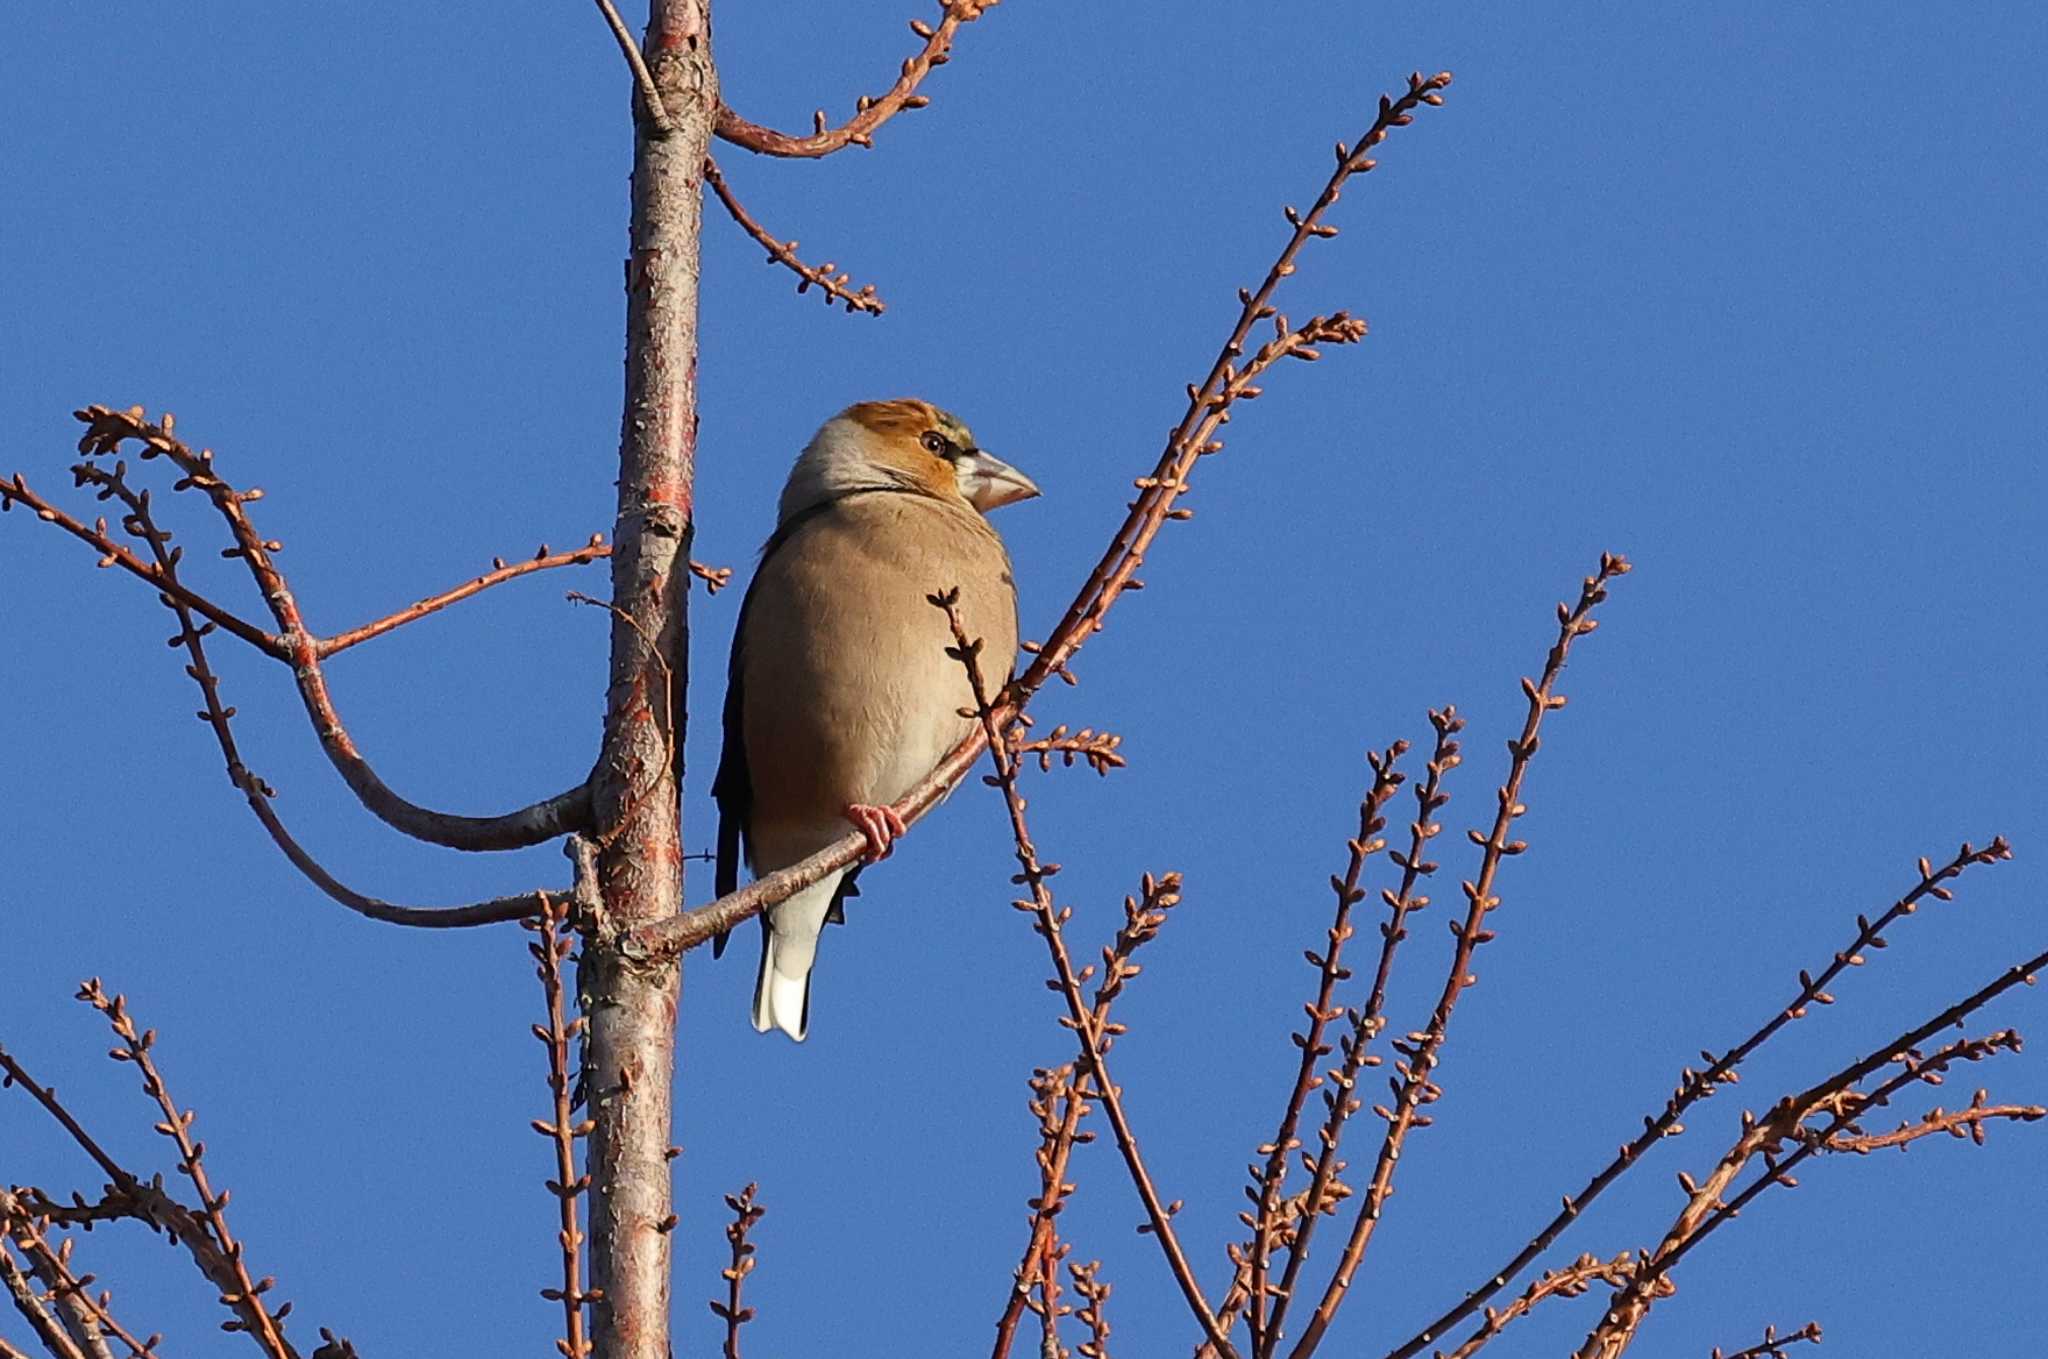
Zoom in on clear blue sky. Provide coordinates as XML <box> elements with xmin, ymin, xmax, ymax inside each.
<box><xmin>4</xmin><ymin>5</ymin><xmax>2043</xmax><ymax>1355</ymax></box>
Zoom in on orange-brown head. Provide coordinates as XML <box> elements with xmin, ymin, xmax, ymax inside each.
<box><xmin>780</xmin><ymin>398</ymin><xmax>1040</xmax><ymax>523</ymax></box>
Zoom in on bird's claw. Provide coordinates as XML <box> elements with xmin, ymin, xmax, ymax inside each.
<box><xmin>845</xmin><ymin>803</ymin><xmax>908</xmax><ymax>863</ymax></box>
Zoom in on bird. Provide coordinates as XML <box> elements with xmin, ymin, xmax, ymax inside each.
<box><xmin>712</xmin><ymin>398</ymin><xmax>1039</xmax><ymax>1041</ymax></box>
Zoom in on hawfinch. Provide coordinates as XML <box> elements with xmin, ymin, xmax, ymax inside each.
<box><xmin>713</xmin><ymin>399</ymin><xmax>1039</xmax><ymax>1040</ymax></box>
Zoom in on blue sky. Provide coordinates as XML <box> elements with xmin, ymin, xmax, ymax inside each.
<box><xmin>3</xmin><ymin>4</ymin><xmax>2043</xmax><ymax>1356</ymax></box>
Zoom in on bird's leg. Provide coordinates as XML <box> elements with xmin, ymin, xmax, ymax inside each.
<box><xmin>844</xmin><ymin>803</ymin><xmax>908</xmax><ymax>862</ymax></box>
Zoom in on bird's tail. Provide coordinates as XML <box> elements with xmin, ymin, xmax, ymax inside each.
<box><xmin>752</xmin><ymin>872</ymin><xmax>842</xmax><ymax>1041</ymax></box>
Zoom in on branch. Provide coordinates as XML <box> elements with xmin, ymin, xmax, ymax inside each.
<box><xmin>589</xmin><ymin>0</ymin><xmax>672</xmax><ymax>134</ymax></box>
<box><xmin>1282</xmin><ymin>554</ymin><xmax>1629</xmax><ymax>1359</ymax></box>
<box><xmin>713</xmin><ymin>0</ymin><xmax>1001</xmax><ymax>158</ymax></box>
<box><xmin>2</xmin><ymin>469</ymin><xmax>281</xmax><ymax>654</ymax></box>
<box><xmin>1068</xmin><ymin>1260</ymin><xmax>1111</xmax><ymax>1359</ymax></box>
<box><xmin>0</xmin><ymin>1193</ymin><xmax>155</xmax><ymax>1359</ymax></box>
<box><xmin>1379</xmin><ymin>835</ymin><xmax>2015</xmax><ymax>1359</ymax></box>
<box><xmin>1576</xmin><ymin>937</ymin><xmax>2048</xmax><ymax>1359</ymax></box>
<box><xmin>994</xmin><ymin>873</ymin><xmax>1180</xmax><ymax>1359</ymax></box>
<box><xmin>528</xmin><ymin>896</ymin><xmax>594</xmax><ymax>1359</ymax></box>
<box><xmin>704</xmin><ymin>158</ymin><xmax>885</xmax><ymax>314</ymax></box>
<box><xmin>934</xmin><ymin>589</ymin><xmax>1235</xmax><ymax>1358</ymax></box>
<box><xmin>709</xmin><ymin>1186</ymin><xmax>763</xmax><ymax>1359</ymax></box>
<box><xmin>633</xmin><ymin>71</ymin><xmax>1454</xmax><ymax>962</ymax></box>
<box><xmin>95</xmin><ymin>455</ymin><xmax>553</xmax><ymax>928</ymax></box>
<box><xmin>67</xmin><ymin>404</ymin><xmax>593</xmax><ymax>851</ymax></box>
<box><xmin>1710</xmin><ymin>1322</ymin><xmax>1822</xmax><ymax>1359</ymax></box>
<box><xmin>77</xmin><ymin>981</ymin><xmax>297</xmax><ymax>1359</ymax></box>
<box><xmin>1434</xmin><ymin>1251</ymin><xmax>1637</xmax><ymax>1359</ymax></box>
<box><xmin>1811</xmin><ymin>1090</ymin><xmax>2043</xmax><ymax>1153</ymax></box>
<box><xmin>1248</xmin><ymin>710</ymin><xmax>1460</xmax><ymax>1350</ymax></box>
<box><xmin>1245</xmin><ymin>741</ymin><xmax>1408</xmax><ymax>1352</ymax></box>
<box><xmin>0</xmin><ymin>1238</ymin><xmax>87</xmax><ymax>1359</ymax></box>
<box><xmin>318</xmin><ymin>537</ymin><xmax>611</xmax><ymax>656</ymax></box>
<box><xmin>1009</xmin><ymin>722</ymin><xmax>1125</xmax><ymax>776</ymax></box>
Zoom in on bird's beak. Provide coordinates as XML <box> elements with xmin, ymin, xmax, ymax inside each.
<box><xmin>956</xmin><ymin>449</ymin><xmax>1041</xmax><ymax>512</ymax></box>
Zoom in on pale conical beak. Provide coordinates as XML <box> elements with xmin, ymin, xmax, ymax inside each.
<box><xmin>957</xmin><ymin>449</ymin><xmax>1041</xmax><ymax>512</ymax></box>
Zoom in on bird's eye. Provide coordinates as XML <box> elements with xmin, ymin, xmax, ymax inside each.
<box><xmin>921</xmin><ymin>430</ymin><xmax>957</xmax><ymax>459</ymax></box>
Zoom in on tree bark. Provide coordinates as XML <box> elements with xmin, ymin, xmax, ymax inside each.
<box><xmin>582</xmin><ymin>4</ymin><xmax>715</xmax><ymax>1357</ymax></box>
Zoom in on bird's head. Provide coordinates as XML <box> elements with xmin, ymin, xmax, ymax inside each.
<box><xmin>780</xmin><ymin>398</ymin><xmax>1041</xmax><ymax>523</ymax></box>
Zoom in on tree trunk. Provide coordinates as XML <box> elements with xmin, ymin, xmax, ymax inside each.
<box><xmin>583</xmin><ymin>4</ymin><xmax>716</xmax><ymax>1357</ymax></box>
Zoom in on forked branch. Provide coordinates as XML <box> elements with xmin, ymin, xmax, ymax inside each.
<box><xmin>713</xmin><ymin>0</ymin><xmax>1001</xmax><ymax>158</ymax></box>
<box><xmin>704</xmin><ymin>158</ymin><xmax>886</xmax><ymax>314</ymax></box>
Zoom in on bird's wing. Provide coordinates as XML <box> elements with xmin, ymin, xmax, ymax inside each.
<box><xmin>710</xmin><ymin>551</ymin><xmax>764</xmax><ymax>959</ymax></box>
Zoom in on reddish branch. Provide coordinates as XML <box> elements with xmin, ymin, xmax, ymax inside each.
<box><xmin>1575</xmin><ymin>939</ymin><xmax>2048</xmax><ymax>1358</ymax></box>
<box><xmin>529</xmin><ymin>896</ymin><xmax>595</xmax><ymax>1359</ymax></box>
<box><xmin>319</xmin><ymin>537</ymin><xmax>612</xmax><ymax>655</ymax></box>
<box><xmin>709</xmin><ymin>1187</ymin><xmax>764</xmax><ymax>1359</ymax></box>
<box><xmin>1068</xmin><ymin>1260</ymin><xmax>1112</xmax><ymax>1359</ymax></box>
<box><xmin>76</xmin><ymin>456</ymin><xmax>550</xmax><ymax>927</ymax></box>
<box><xmin>36</xmin><ymin>405</ymin><xmax>596</xmax><ymax>852</ymax></box>
<box><xmin>1710</xmin><ymin>1322</ymin><xmax>1823</xmax><ymax>1359</ymax></box>
<box><xmin>935</xmin><ymin>590</ymin><xmax>1234</xmax><ymax>1358</ymax></box>
<box><xmin>78</xmin><ymin>980</ymin><xmax>295</xmax><ymax>1358</ymax></box>
<box><xmin>1244</xmin><ymin>742</ymin><xmax>1408</xmax><ymax>1350</ymax></box>
<box><xmin>993</xmin><ymin>872</ymin><xmax>1181</xmax><ymax>1359</ymax></box>
<box><xmin>1433</xmin><ymin>1251</ymin><xmax>1638</xmax><ymax>1359</ymax></box>
<box><xmin>1381</xmin><ymin>835</ymin><xmax>2015</xmax><ymax>1359</ymax></box>
<box><xmin>704</xmin><ymin>159</ymin><xmax>885</xmax><ymax>314</ymax></box>
<box><xmin>713</xmin><ymin>0</ymin><xmax>1000</xmax><ymax>158</ymax></box>
<box><xmin>1246</xmin><ymin>709</ymin><xmax>1462</xmax><ymax>1351</ymax></box>
<box><xmin>1009</xmin><ymin>723</ymin><xmax>1126</xmax><ymax>775</ymax></box>
<box><xmin>0</xmin><ymin>1192</ymin><xmax>159</xmax><ymax>1359</ymax></box>
<box><xmin>637</xmin><ymin>72</ymin><xmax>1453</xmax><ymax>962</ymax></box>
<box><xmin>1281</xmin><ymin>554</ymin><xmax>1630</xmax><ymax>1359</ymax></box>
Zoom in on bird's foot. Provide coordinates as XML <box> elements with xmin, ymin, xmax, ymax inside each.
<box><xmin>844</xmin><ymin>803</ymin><xmax>908</xmax><ymax>863</ymax></box>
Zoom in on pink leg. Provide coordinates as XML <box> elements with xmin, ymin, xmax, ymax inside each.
<box><xmin>844</xmin><ymin>803</ymin><xmax>909</xmax><ymax>863</ymax></box>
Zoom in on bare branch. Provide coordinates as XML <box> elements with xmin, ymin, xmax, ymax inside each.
<box><xmin>704</xmin><ymin>158</ymin><xmax>885</xmax><ymax>314</ymax></box>
<box><xmin>709</xmin><ymin>1186</ymin><xmax>763</xmax><ymax>1359</ymax></box>
<box><xmin>0</xmin><ymin>1193</ymin><xmax>157</xmax><ymax>1359</ymax></box>
<box><xmin>1380</xmin><ymin>834</ymin><xmax>2016</xmax><ymax>1359</ymax></box>
<box><xmin>1069</xmin><ymin>1260</ymin><xmax>1111</xmax><ymax>1359</ymax></box>
<box><xmin>69</xmin><ymin>404</ymin><xmax>593</xmax><ymax>852</ymax></box>
<box><xmin>589</xmin><ymin>0</ymin><xmax>673</xmax><ymax>134</ymax></box>
<box><xmin>934</xmin><ymin>589</ymin><xmax>1235</xmax><ymax>1358</ymax></box>
<box><xmin>713</xmin><ymin>0</ymin><xmax>1001</xmax><ymax>158</ymax></box>
<box><xmin>1280</xmin><ymin>552</ymin><xmax>1629</xmax><ymax>1359</ymax></box>
<box><xmin>528</xmin><ymin>896</ymin><xmax>594</xmax><ymax>1358</ymax></box>
<box><xmin>76</xmin><ymin>981</ymin><xmax>297</xmax><ymax>1359</ymax></box>
<box><xmin>1245</xmin><ymin>741</ymin><xmax>1408</xmax><ymax>1352</ymax></box>
<box><xmin>1576</xmin><ymin>940</ymin><xmax>2048</xmax><ymax>1359</ymax></box>
<box><xmin>689</xmin><ymin>558</ymin><xmax>733</xmax><ymax>594</ymax></box>
<box><xmin>1435</xmin><ymin>1251</ymin><xmax>1638</xmax><ymax>1359</ymax></box>
<box><xmin>92</xmin><ymin>456</ymin><xmax>552</xmax><ymax>928</ymax></box>
<box><xmin>1</xmin><ymin>469</ymin><xmax>281</xmax><ymax>655</ymax></box>
<box><xmin>1008</xmin><ymin>722</ymin><xmax>1125</xmax><ymax>776</ymax></box>
<box><xmin>1710</xmin><ymin>1321</ymin><xmax>1823</xmax><ymax>1359</ymax></box>
<box><xmin>0</xmin><ymin>1237</ymin><xmax>88</xmax><ymax>1359</ymax></box>
<box><xmin>318</xmin><ymin>537</ymin><xmax>611</xmax><ymax>656</ymax></box>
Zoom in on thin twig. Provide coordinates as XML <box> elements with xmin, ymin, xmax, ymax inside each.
<box><xmin>1069</xmin><ymin>1261</ymin><xmax>1111</xmax><ymax>1359</ymax></box>
<box><xmin>0</xmin><ymin>1238</ymin><xmax>88</xmax><ymax>1359</ymax></box>
<box><xmin>709</xmin><ymin>1186</ymin><xmax>763</xmax><ymax>1359</ymax></box>
<box><xmin>319</xmin><ymin>537</ymin><xmax>611</xmax><ymax>656</ymax></box>
<box><xmin>77</xmin><ymin>981</ymin><xmax>295</xmax><ymax>1359</ymax></box>
<box><xmin>529</xmin><ymin>895</ymin><xmax>594</xmax><ymax>1358</ymax></box>
<box><xmin>1245</xmin><ymin>743</ymin><xmax>1408</xmax><ymax>1352</ymax></box>
<box><xmin>0</xmin><ymin>1192</ymin><xmax>158</xmax><ymax>1359</ymax></box>
<box><xmin>1380</xmin><ymin>835</ymin><xmax>2015</xmax><ymax>1359</ymax></box>
<box><xmin>589</xmin><ymin>0</ymin><xmax>673</xmax><ymax>134</ymax></box>
<box><xmin>1577</xmin><ymin>939</ymin><xmax>2048</xmax><ymax>1359</ymax></box>
<box><xmin>90</xmin><ymin>456</ymin><xmax>552</xmax><ymax>928</ymax></box>
<box><xmin>1710</xmin><ymin>1322</ymin><xmax>1822</xmax><ymax>1359</ymax></box>
<box><xmin>934</xmin><ymin>588</ymin><xmax>1235</xmax><ymax>1358</ymax></box>
<box><xmin>1283</xmin><ymin>553</ymin><xmax>1629</xmax><ymax>1359</ymax></box>
<box><xmin>713</xmin><ymin>0</ymin><xmax>1001</xmax><ymax>158</ymax></box>
<box><xmin>68</xmin><ymin>405</ymin><xmax>592</xmax><ymax>851</ymax></box>
<box><xmin>994</xmin><ymin>873</ymin><xmax>1181</xmax><ymax>1359</ymax></box>
<box><xmin>1248</xmin><ymin>710</ymin><xmax>1461</xmax><ymax>1351</ymax></box>
<box><xmin>1434</xmin><ymin>1251</ymin><xmax>1637</xmax><ymax>1359</ymax></box>
<box><xmin>704</xmin><ymin>158</ymin><xmax>885</xmax><ymax>314</ymax></box>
